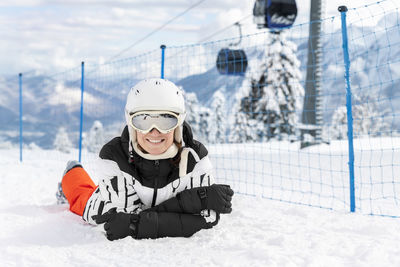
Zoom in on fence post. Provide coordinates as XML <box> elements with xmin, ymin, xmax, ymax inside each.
<box><xmin>78</xmin><ymin>61</ymin><xmax>85</xmax><ymax>162</ymax></box>
<box><xmin>19</xmin><ymin>73</ymin><xmax>23</xmax><ymax>162</ymax></box>
<box><xmin>339</xmin><ymin>6</ymin><xmax>356</xmax><ymax>213</ymax></box>
<box><xmin>160</xmin><ymin>45</ymin><xmax>166</xmax><ymax>79</ymax></box>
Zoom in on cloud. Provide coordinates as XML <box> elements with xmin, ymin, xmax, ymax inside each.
<box><xmin>1</xmin><ymin>0</ymin><xmax>398</xmax><ymax>76</ymax></box>
<box><xmin>48</xmin><ymin>82</ymin><xmax>98</xmax><ymax>112</ymax></box>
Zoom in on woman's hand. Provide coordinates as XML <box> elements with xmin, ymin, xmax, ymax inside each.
<box><xmin>92</xmin><ymin>208</ymin><xmax>139</xmax><ymax>241</ymax></box>
<box><xmin>197</xmin><ymin>184</ymin><xmax>234</xmax><ymax>214</ymax></box>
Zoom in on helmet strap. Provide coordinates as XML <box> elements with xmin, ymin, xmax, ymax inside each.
<box><xmin>174</xmin><ymin>125</ymin><xmax>184</xmax><ymax>145</ymax></box>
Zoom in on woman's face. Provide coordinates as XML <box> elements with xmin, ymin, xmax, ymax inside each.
<box><xmin>136</xmin><ymin>128</ymin><xmax>174</xmax><ymax>155</ymax></box>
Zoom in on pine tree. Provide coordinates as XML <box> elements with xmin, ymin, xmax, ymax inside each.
<box><xmin>198</xmin><ymin>106</ymin><xmax>211</xmax><ymax>144</ymax></box>
<box><xmin>330</xmin><ymin>94</ymin><xmax>389</xmax><ymax>139</ymax></box>
<box><xmin>184</xmin><ymin>92</ymin><xmax>201</xmax><ymax>139</ymax></box>
<box><xmin>209</xmin><ymin>91</ymin><xmax>226</xmax><ymax>143</ymax></box>
<box><xmin>241</xmin><ymin>31</ymin><xmax>304</xmax><ymax>141</ymax></box>
<box><xmin>330</xmin><ymin>106</ymin><xmax>347</xmax><ymax>140</ymax></box>
<box><xmin>53</xmin><ymin>127</ymin><xmax>73</xmax><ymax>153</ymax></box>
<box><xmin>229</xmin><ymin>111</ymin><xmax>257</xmax><ymax>143</ymax></box>
<box><xmin>86</xmin><ymin>120</ymin><xmax>105</xmax><ymax>153</ymax></box>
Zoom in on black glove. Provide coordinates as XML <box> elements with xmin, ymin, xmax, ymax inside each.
<box><xmin>150</xmin><ymin>185</ymin><xmax>234</xmax><ymax>215</ymax></box>
<box><xmin>198</xmin><ymin>184</ymin><xmax>234</xmax><ymax>214</ymax></box>
<box><xmin>92</xmin><ymin>208</ymin><xmax>139</xmax><ymax>241</ymax></box>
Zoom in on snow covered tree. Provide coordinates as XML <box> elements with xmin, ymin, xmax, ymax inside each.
<box><xmin>198</xmin><ymin>106</ymin><xmax>211</xmax><ymax>143</ymax></box>
<box><xmin>53</xmin><ymin>127</ymin><xmax>73</xmax><ymax>153</ymax></box>
<box><xmin>184</xmin><ymin>91</ymin><xmax>216</xmax><ymax>143</ymax></box>
<box><xmin>229</xmin><ymin>111</ymin><xmax>257</xmax><ymax>143</ymax></box>
<box><xmin>241</xmin><ymin>31</ymin><xmax>304</xmax><ymax>141</ymax></box>
<box><xmin>85</xmin><ymin>120</ymin><xmax>105</xmax><ymax>153</ymax></box>
<box><xmin>330</xmin><ymin>106</ymin><xmax>347</xmax><ymax>140</ymax></box>
<box><xmin>330</xmin><ymin>94</ymin><xmax>389</xmax><ymax>139</ymax></box>
<box><xmin>184</xmin><ymin>92</ymin><xmax>201</xmax><ymax>138</ymax></box>
<box><xmin>209</xmin><ymin>91</ymin><xmax>226</xmax><ymax>144</ymax></box>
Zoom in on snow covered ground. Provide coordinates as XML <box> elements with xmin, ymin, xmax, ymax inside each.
<box><xmin>1</xmin><ymin>146</ymin><xmax>400</xmax><ymax>267</ymax></box>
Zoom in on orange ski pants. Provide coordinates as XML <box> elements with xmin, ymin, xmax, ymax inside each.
<box><xmin>61</xmin><ymin>166</ymin><xmax>97</xmax><ymax>216</ymax></box>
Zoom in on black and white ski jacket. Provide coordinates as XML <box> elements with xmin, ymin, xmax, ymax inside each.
<box><xmin>82</xmin><ymin>122</ymin><xmax>218</xmax><ymax>238</ymax></box>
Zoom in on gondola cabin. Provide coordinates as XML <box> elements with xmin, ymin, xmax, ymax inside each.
<box><xmin>216</xmin><ymin>48</ymin><xmax>248</xmax><ymax>75</ymax></box>
<box><xmin>253</xmin><ymin>0</ymin><xmax>297</xmax><ymax>29</ymax></box>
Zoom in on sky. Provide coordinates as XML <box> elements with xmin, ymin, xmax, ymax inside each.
<box><xmin>0</xmin><ymin>0</ymin><xmax>385</xmax><ymax>76</ymax></box>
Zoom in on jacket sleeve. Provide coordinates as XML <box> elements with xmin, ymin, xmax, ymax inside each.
<box><xmin>135</xmin><ymin>210</ymin><xmax>219</xmax><ymax>239</ymax></box>
<box><xmin>149</xmin><ymin>187</ymin><xmax>203</xmax><ymax>214</ymax></box>
<box><xmin>82</xmin><ymin>159</ymin><xmax>142</xmax><ymax>225</ymax></box>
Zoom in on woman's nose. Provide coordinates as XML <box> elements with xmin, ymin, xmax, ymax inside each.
<box><xmin>148</xmin><ymin>128</ymin><xmax>161</xmax><ymax>135</ymax></box>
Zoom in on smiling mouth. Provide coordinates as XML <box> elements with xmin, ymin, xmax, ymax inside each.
<box><xmin>147</xmin><ymin>139</ymin><xmax>165</xmax><ymax>144</ymax></box>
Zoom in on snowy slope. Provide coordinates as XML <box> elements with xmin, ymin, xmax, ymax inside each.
<box><xmin>2</xmin><ymin>146</ymin><xmax>400</xmax><ymax>267</ymax></box>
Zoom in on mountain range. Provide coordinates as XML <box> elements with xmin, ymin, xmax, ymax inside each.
<box><xmin>1</xmin><ymin>12</ymin><xmax>399</xmax><ymax>148</ymax></box>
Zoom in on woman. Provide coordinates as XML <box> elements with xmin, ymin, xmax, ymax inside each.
<box><xmin>58</xmin><ymin>78</ymin><xmax>234</xmax><ymax>241</ymax></box>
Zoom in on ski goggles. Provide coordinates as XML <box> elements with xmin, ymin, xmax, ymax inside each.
<box><xmin>129</xmin><ymin>111</ymin><xmax>183</xmax><ymax>134</ymax></box>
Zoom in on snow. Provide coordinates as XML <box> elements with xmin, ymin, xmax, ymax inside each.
<box><xmin>1</xmin><ymin>144</ymin><xmax>400</xmax><ymax>267</ymax></box>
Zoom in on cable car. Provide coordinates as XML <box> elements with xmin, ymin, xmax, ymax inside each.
<box><xmin>216</xmin><ymin>22</ymin><xmax>248</xmax><ymax>76</ymax></box>
<box><xmin>253</xmin><ymin>0</ymin><xmax>297</xmax><ymax>29</ymax></box>
<box><xmin>216</xmin><ymin>49</ymin><xmax>248</xmax><ymax>75</ymax></box>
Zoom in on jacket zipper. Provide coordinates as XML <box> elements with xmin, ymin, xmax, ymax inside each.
<box><xmin>151</xmin><ymin>160</ymin><xmax>160</xmax><ymax>207</ymax></box>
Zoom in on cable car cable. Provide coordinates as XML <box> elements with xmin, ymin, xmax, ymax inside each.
<box><xmin>105</xmin><ymin>0</ymin><xmax>208</xmax><ymax>63</ymax></box>
<box><xmin>198</xmin><ymin>14</ymin><xmax>252</xmax><ymax>43</ymax></box>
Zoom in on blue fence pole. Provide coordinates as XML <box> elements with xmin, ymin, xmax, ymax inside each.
<box><xmin>339</xmin><ymin>6</ymin><xmax>356</xmax><ymax>213</ymax></box>
<box><xmin>78</xmin><ymin>61</ymin><xmax>85</xmax><ymax>162</ymax></box>
<box><xmin>160</xmin><ymin>45</ymin><xmax>166</xmax><ymax>79</ymax></box>
<box><xmin>19</xmin><ymin>73</ymin><xmax>23</xmax><ymax>162</ymax></box>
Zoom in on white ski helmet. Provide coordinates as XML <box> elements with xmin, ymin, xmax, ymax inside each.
<box><xmin>125</xmin><ymin>78</ymin><xmax>186</xmax><ymax>147</ymax></box>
